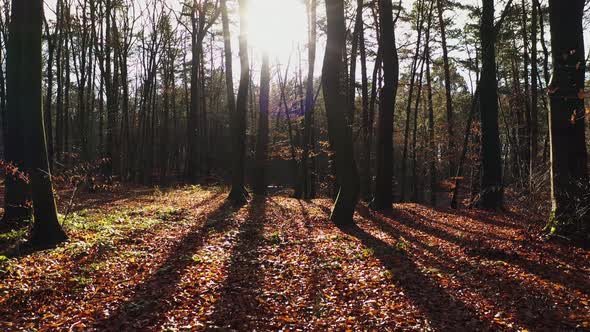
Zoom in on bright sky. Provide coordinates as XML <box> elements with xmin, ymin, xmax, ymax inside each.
<box><xmin>247</xmin><ymin>0</ymin><xmax>309</xmax><ymax>61</ymax></box>
<box><xmin>40</xmin><ymin>0</ymin><xmax>590</xmax><ymax>89</ymax></box>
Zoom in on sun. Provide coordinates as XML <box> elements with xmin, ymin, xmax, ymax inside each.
<box><xmin>247</xmin><ymin>0</ymin><xmax>309</xmax><ymax>61</ymax></box>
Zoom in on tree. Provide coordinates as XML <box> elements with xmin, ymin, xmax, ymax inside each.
<box><xmin>545</xmin><ymin>0</ymin><xmax>588</xmax><ymax>235</ymax></box>
<box><xmin>400</xmin><ymin>0</ymin><xmax>425</xmax><ymax>202</ymax></box>
<box><xmin>424</xmin><ymin>1</ymin><xmax>436</xmax><ymax>207</ymax></box>
<box><xmin>228</xmin><ymin>0</ymin><xmax>250</xmax><ymax>204</ymax></box>
<box><xmin>372</xmin><ymin>0</ymin><xmax>398</xmax><ymax>210</ymax></box>
<box><xmin>436</xmin><ymin>0</ymin><xmax>455</xmax><ymax>177</ymax></box>
<box><xmin>253</xmin><ymin>54</ymin><xmax>270</xmax><ymax>195</ymax></box>
<box><xmin>322</xmin><ymin>0</ymin><xmax>359</xmax><ymax>225</ymax></box>
<box><xmin>300</xmin><ymin>0</ymin><xmax>317</xmax><ymax>200</ymax></box>
<box><xmin>185</xmin><ymin>0</ymin><xmax>220</xmax><ymax>182</ymax></box>
<box><xmin>221</xmin><ymin>0</ymin><xmax>235</xmax><ymax>117</ymax></box>
<box><xmin>1</xmin><ymin>0</ymin><xmax>31</xmax><ymax>227</ymax></box>
<box><xmin>475</xmin><ymin>0</ymin><xmax>503</xmax><ymax>209</ymax></box>
<box><xmin>8</xmin><ymin>0</ymin><xmax>67</xmax><ymax>247</ymax></box>
<box><xmin>529</xmin><ymin>0</ymin><xmax>539</xmax><ymax>187</ymax></box>
<box><xmin>358</xmin><ymin>0</ymin><xmax>370</xmax><ymax>201</ymax></box>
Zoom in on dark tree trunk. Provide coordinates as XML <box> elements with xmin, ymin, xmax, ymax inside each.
<box><xmin>476</xmin><ymin>0</ymin><xmax>503</xmax><ymax>209</ymax></box>
<box><xmin>228</xmin><ymin>0</ymin><xmax>250</xmax><ymax>205</ymax></box>
<box><xmin>358</xmin><ymin>1</ymin><xmax>370</xmax><ymax>201</ymax></box>
<box><xmin>9</xmin><ymin>0</ymin><xmax>67</xmax><ymax>247</ymax></box>
<box><xmin>186</xmin><ymin>16</ymin><xmax>201</xmax><ymax>183</ymax></box>
<box><xmin>43</xmin><ymin>17</ymin><xmax>55</xmax><ymax>170</ymax></box>
<box><xmin>373</xmin><ymin>0</ymin><xmax>398</xmax><ymax>210</ymax></box>
<box><xmin>436</xmin><ymin>0</ymin><xmax>455</xmax><ymax>177</ymax></box>
<box><xmin>322</xmin><ymin>0</ymin><xmax>360</xmax><ymax>224</ymax></box>
<box><xmin>545</xmin><ymin>0</ymin><xmax>588</xmax><ymax>235</ymax></box>
<box><xmin>221</xmin><ymin>0</ymin><xmax>235</xmax><ymax>116</ymax></box>
<box><xmin>2</xmin><ymin>0</ymin><xmax>32</xmax><ymax>226</ymax></box>
<box><xmin>424</xmin><ymin>3</ymin><xmax>436</xmax><ymax>207</ymax></box>
<box><xmin>254</xmin><ymin>54</ymin><xmax>270</xmax><ymax>195</ymax></box>
<box><xmin>400</xmin><ymin>0</ymin><xmax>425</xmax><ymax>202</ymax></box>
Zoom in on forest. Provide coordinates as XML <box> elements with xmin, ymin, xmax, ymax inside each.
<box><xmin>0</xmin><ymin>0</ymin><xmax>589</xmax><ymax>330</ymax></box>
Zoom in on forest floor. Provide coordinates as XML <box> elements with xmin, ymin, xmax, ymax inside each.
<box><xmin>0</xmin><ymin>185</ymin><xmax>589</xmax><ymax>331</ymax></box>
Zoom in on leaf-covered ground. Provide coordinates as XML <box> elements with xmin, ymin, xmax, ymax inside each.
<box><xmin>0</xmin><ymin>186</ymin><xmax>589</xmax><ymax>331</ymax></box>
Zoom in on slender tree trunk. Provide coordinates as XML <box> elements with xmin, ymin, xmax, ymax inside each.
<box><xmin>529</xmin><ymin>0</ymin><xmax>539</xmax><ymax>186</ymax></box>
<box><xmin>424</xmin><ymin>3</ymin><xmax>436</xmax><ymax>207</ymax></box>
<box><xmin>400</xmin><ymin>0</ymin><xmax>425</xmax><ymax>202</ymax></box>
<box><xmin>358</xmin><ymin>2</ymin><xmax>370</xmax><ymax>201</ymax></box>
<box><xmin>186</xmin><ymin>16</ymin><xmax>201</xmax><ymax>182</ymax></box>
<box><xmin>55</xmin><ymin>0</ymin><xmax>64</xmax><ymax>162</ymax></box>
<box><xmin>254</xmin><ymin>54</ymin><xmax>270</xmax><ymax>195</ymax></box>
<box><xmin>63</xmin><ymin>18</ymin><xmax>70</xmax><ymax>163</ymax></box>
<box><xmin>436</xmin><ymin>0</ymin><xmax>455</xmax><ymax>177</ymax></box>
<box><xmin>44</xmin><ymin>17</ymin><xmax>55</xmax><ymax>170</ymax></box>
<box><xmin>221</xmin><ymin>0</ymin><xmax>235</xmax><ymax>116</ymax></box>
<box><xmin>451</xmin><ymin>88</ymin><xmax>480</xmax><ymax>209</ymax></box>
<box><xmin>348</xmin><ymin>0</ymin><xmax>363</xmax><ymax>123</ymax></box>
<box><xmin>520</xmin><ymin>0</ymin><xmax>531</xmax><ymax>184</ymax></box>
<box><xmin>545</xmin><ymin>0</ymin><xmax>588</xmax><ymax>235</ymax></box>
<box><xmin>411</xmin><ymin>56</ymin><xmax>426</xmax><ymax>202</ymax></box>
<box><xmin>228</xmin><ymin>0</ymin><xmax>250</xmax><ymax>204</ymax></box>
<box><xmin>373</xmin><ymin>0</ymin><xmax>398</xmax><ymax>210</ymax></box>
<box><xmin>301</xmin><ymin>0</ymin><xmax>317</xmax><ymax>199</ymax></box>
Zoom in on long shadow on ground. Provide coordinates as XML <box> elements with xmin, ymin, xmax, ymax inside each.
<box><xmin>388</xmin><ymin>207</ymin><xmax>590</xmax><ymax>295</ymax></box>
<box><xmin>94</xmin><ymin>198</ymin><xmax>241</xmax><ymax>331</ymax></box>
<box><xmin>357</xmin><ymin>205</ymin><xmax>585</xmax><ymax>330</ymax></box>
<box><xmin>208</xmin><ymin>196</ymin><xmax>268</xmax><ymax>329</ymax></box>
<box><xmin>336</xmin><ymin>221</ymin><xmax>493</xmax><ymax>331</ymax></box>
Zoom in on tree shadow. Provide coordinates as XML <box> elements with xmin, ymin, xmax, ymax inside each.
<box><xmin>94</xmin><ymin>198</ymin><xmax>240</xmax><ymax>331</ymax></box>
<box><xmin>386</xmin><ymin>207</ymin><xmax>590</xmax><ymax>295</ymax></box>
<box><xmin>304</xmin><ymin>201</ymin><xmax>489</xmax><ymax>329</ymax></box>
<box><xmin>335</xmin><ymin>221</ymin><xmax>493</xmax><ymax>331</ymax></box>
<box><xmin>441</xmin><ymin>207</ymin><xmax>529</xmax><ymax>229</ymax></box>
<box><xmin>358</xmin><ymin>205</ymin><xmax>584</xmax><ymax>330</ymax></box>
<box><xmin>208</xmin><ymin>196</ymin><xmax>268</xmax><ymax>329</ymax></box>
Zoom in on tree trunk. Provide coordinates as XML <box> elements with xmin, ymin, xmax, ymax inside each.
<box><xmin>476</xmin><ymin>0</ymin><xmax>503</xmax><ymax>209</ymax></box>
<box><xmin>520</xmin><ymin>0</ymin><xmax>531</xmax><ymax>184</ymax></box>
<box><xmin>323</xmin><ymin>0</ymin><xmax>360</xmax><ymax>224</ymax></box>
<box><xmin>373</xmin><ymin>0</ymin><xmax>398</xmax><ymax>210</ymax></box>
<box><xmin>301</xmin><ymin>0</ymin><xmax>317</xmax><ymax>199</ymax></box>
<box><xmin>424</xmin><ymin>3</ymin><xmax>436</xmax><ymax>207</ymax></box>
<box><xmin>545</xmin><ymin>0</ymin><xmax>588</xmax><ymax>236</ymax></box>
<box><xmin>358</xmin><ymin>2</ymin><xmax>370</xmax><ymax>201</ymax></box>
<box><xmin>221</xmin><ymin>0</ymin><xmax>235</xmax><ymax>116</ymax></box>
<box><xmin>9</xmin><ymin>0</ymin><xmax>67</xmax><ymax>247</ymax></box>
<box><xmin>2</xmin><ymin>0</ymin><xmax>32</xmax><ymax>226</ymax></box>
<box><xmin>400</xmin><ymin>0</ymin><xmax>425</xmax><ymax>202</ymax></box>
<box><xmin>43</xmin><ymin>17</ymin><xmax>55</xmax><ymax>170</ymax></box>
<box><xmin>228</xmin><ymin>0</ymin><xmax>250</xmax><ymax>204</ymax></box>
<box><xmin>529</xmin><ymin>0</ymin><xmax>539</xmax><ymax>187</ymax></box>
<box><xmin>186</xmin><ymin>15</ymin><xmax>201</xmax><ymax>183</ymax></box>
<box><xmin>436</xmin><ymin>0</ymin><xmax>455</xmax><ymax>177</ymax></box>
<box><xmin>254</xmin><ymin>54</ymin><xmax>270</xmax><ymax>195</ymax></box>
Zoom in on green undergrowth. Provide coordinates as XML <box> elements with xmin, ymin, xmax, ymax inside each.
<box><xmin>0</xmin><ymin>185</ymin><xmax>215</xmax><ymax>258</ymax></box>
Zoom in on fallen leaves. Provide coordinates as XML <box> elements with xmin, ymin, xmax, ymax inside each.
<box><xmin>0</xmin><ymin>186</ymin><xmax>589</xmax><ymax>331</ymax></box>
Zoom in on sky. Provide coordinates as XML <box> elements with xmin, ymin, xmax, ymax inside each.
<box><xmin>40</xmin><ymin>0</ymin><xmax>590</xmax><ymax>91</ymax></box>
